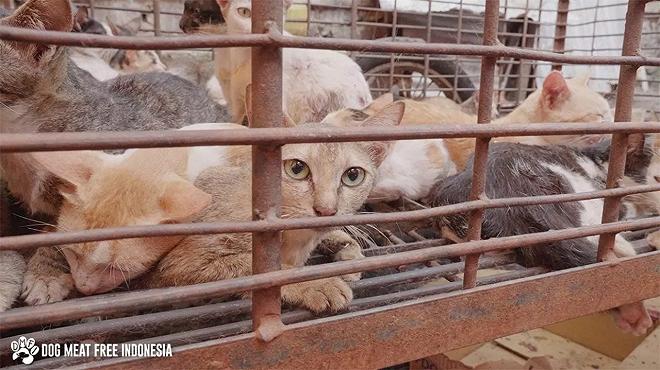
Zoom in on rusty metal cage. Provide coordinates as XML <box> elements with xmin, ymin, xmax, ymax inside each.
<box><xmin>0</xmin><ymin>0</ymin><xmax>659</xmax><ymax>369</ymax></box>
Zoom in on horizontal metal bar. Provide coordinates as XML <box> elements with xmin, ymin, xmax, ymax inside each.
<box><xmin>0</xmin><ymin>254</ymin><xmax>517</xmax><ymax>353</ymax></box>
<box><xmin>11</xmin><ymin>266</ymin><xmax>543</xmax><ymax>369</ymax></box>
<box><xmin>1</xmin><ymin>216</ymin><xmax>658</xmax><ymax>331</ymax></box>
<box><xmin>0</xmin><ymin>25</ymin><xmax>659</xmax><ymax>66</ymax></box>
<box><xmin>86</xmin><ymin>253</ymin><xmax>660</xmax><ymax>370</ymax></box>
<box><xmin>2</xmin><ymin>184</ymin><xmax>658</xmax><ymax>251</ymax></box>
<box><xmin>2</xmin><ymin>122</ymin><xmax>660</xmax><ymax>153</ymax></box>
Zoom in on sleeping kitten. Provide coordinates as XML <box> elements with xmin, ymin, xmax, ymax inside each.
<box><xmin>341</xmin><ymin>71</ymin><xmax>613</xmax><ymax>202</ymax></box>
<box><xmin>214</xmin><ymin>0</ymin><xmax>373</xmax><ymax>123</ymax></box>
<box><xmin>0</xmin><ymin>0</ymin><xmax>230</xmax><ymax>216</ymax></box>
<box><xmin>425</xmin><ymin>135</ymin><xmax>654</xmax><ymax>335</ymax></box>
<box><xmin>22</xmin><ymin>102</ymin><xmax>404</xmax><ymax>312</ymax></box>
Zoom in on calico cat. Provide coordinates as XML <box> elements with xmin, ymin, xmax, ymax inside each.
<box><xmin>425</xmin><ymin>135</ymin><xmax>654</xmax><ymax>335</ymax></box>
<box><xmin>214</xmin><ymin>0</ymin><xmax>373</xmax><ymax>123</ymax></box>
<box><xmin>22</xmin><ymin>102</ymin><xmax>404</xmax><ymax>312</ymax></box>
<box><xmin>341</xmin><ymin>71</ymin><xmax>613</xmax><ymax>202</ymax></box>
<box><xmin>0</xmin><ymin>0</ymin><xmax>230</xmax><ymax>216</ymax></box>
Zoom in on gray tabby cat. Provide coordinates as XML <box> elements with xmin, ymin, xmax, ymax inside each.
<box><xmin>0</xmin><ymin>0</ymin><xmax>228</xmax><ymax>310</ymax></box>
<box><xmin>0</xmin><ymin>0</ymin><xmax>230</xmax><ymax>216</ymax></box>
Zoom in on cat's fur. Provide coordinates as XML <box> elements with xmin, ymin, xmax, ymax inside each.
<box><xmin>425</xmin><ymin>136</ymin><xmax>654</xmax><ymax>335</ymax></box>
<box><xmin>0</xmin><ymin>0</ymin><xmax>230</xmax><ymax>216</ymax></box>
<box><xmin>23</xmin><ymin>103</ymin><xmax>405</xmax><ymax>312</ymax></box>
<box><xmin>0</xmin><ymin>251</ymin><xmax>26</xmax><ymax>311</ymax></box>
<box><xmin>343</xmin><ymin>71</ymin><xmax>613</xmax><ymax>202</ymax></box>
<box><xmin>70</xmin><ymin>7</ymin><xmax>166</xmax><ymax>81</ymax></box>
<box><xmin>214</xmin><ymin>0</ymin><xmax>373</xmax><ymax>123</ymax></box>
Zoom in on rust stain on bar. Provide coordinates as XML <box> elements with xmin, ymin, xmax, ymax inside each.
<box><xmin>463</xmin><ymin>0</ymin><xmax>500</xmax><ymax>289</ymax></box>
<box><xmin>250</xmin><ymin>0</ymin><xmax>284</xmax><ymax>341</ymax></box>
<box><xmin>597</xmin><ymin>0</ymin><xmax>647</xmax><ymax>261</ymax></box>
<box><xmin>552</xmin><ymin>0</ymin><xmax>570</xmax><ymax>70</ymax></box>
<box><xmin>2</xmin><ymin>217</ymin><xmax>657</xmax><ymax>331</ymax></box>
<box><xmin>89</xmin><ymin>254</ymin><xmax>660</xmax><ymax>370</ymax></box>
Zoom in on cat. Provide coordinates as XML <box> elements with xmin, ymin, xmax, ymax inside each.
<box><xmin>339</xmin><ymin>71</ymin><xmax>614</xmax><ymax>202</ymax></box>
<box><xmin>22</xmin><ymin>102</ymin><xmax>405</xmax><ymax>312</ymax></box>
<box><xmin>180</xmin><ymin>0</ymin><xmax>224</xmax><ymax>34</ymax></box>
<box><xmin>214</xmin><ymin>0</ymin><xmax>373</xmax><ymax>123</ymax></box>
<box><xmin>425</xmin><ymin>135</ymin><xmax>655</xmax><ymax>336</ymax></box>
<box><xmin>0</xmin><ymin>0</ymin><xmax>230</xmax><ymax>217</ymax></box>
<box><xmin>68</xmin><ymin>6</ymin><xmax>166</xmax><ymax>81</ymax></box>
<box><xmin>0</xmin><ymin>251</ymin><xmax>26</xmax><ymax>312</ymax></box>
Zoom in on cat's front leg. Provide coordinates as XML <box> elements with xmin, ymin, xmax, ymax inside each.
<box><xmin>21</xmin><ymin>247</ymin><xmax>74</xmax><ymax>305</ymax></box>
<box><xmin>316</xmin><ymin>229</ymin><xmax>365</xmax><ymax>282</ymax></box>
<box><xmin>0</xmin><ymin>251</ymin><xmax>26</xmax><ymax>311</ymax></box>
<box><xmin>609</xmin><ymin>237</ymin><xmax>653</xmax><ymax>336</ymax></box>
<box><xmin>646</xmin><ymin>230</ymin><xmax>660</xmax><ymax>250</ymax></box>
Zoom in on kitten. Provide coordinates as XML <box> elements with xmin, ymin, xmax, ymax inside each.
<box><xmin>340</xmin><ymin>71</ymin><xmax>613</xmax><ymax>202</ymax></box>
<box><xmin>22</xmin><ymin>102</ymin><xmax>405</xmax><ymax>313</ymax></box>
<box><xmin>0</xmin><ymin>251</ymin><xmax>26</xmax><ymax>311</ymax></box>
<box><xmin>0</xmin><ymin>0</ymin><xmax>230</xmax><ymax>216</ymax></box>
<box><xmin>425</xmin><ymin>135</ymin><xmax>654</xmax><ymax>335</ymax></box>
<box><xmin>180</xmin><ymin>0</ymin><xmax>224</xmax><ymax>34</ymax></box>
<box><xmin>68</xmin><ymin>7</ymin><xmax>166</xmax><ymax>81</ymax></box>
<box><xmin>214</xmin><ymin>0</ymin><xmax>373</xmax><ymax>123</ymax></box>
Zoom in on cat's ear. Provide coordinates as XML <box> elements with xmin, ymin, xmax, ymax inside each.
<box><xmin>360</xmin><ymin>101</ymin><xmax>405</xmax><ymax>165</ymax></box>
<box><xmin>362</xmin><ymin>93</ymin><xmax>394</xmax><ymax>116</ymax></box>
<box><xmin>3</xmin><ymin>0</ymin><xmax>73</xmax><ymax>63</ymax></box>
<box><xmin>32</xmin><ymin>150</ymin><xmax>107</xmax><ymax>200</ymax></box>
<box><xmin>159</xmin><ymin>176</ymin><xmax>212</xmax><ymax>223</ymax></box>
<box><xmin>73</xmin><ymin>6</ymin><xmax>90</xmax><ymax>32</ymax></box>
<box><xmin>541</xmin><ymin>71</ymin><xmax>571</xmax><ymax>109</ymax></box>
<box><xmin>216</xmin><ymin>0</ymin><xmax>231</xmax><ymax>11</ymax></box>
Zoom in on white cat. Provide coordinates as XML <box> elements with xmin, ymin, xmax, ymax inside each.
<box><xmin>214</xmin><ymin>0</ymin><xmax>373</xmax><ymax>123</ymax></box>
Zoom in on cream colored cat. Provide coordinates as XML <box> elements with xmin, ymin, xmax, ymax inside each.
<box><xmin>340</xmin><ymin>71</ymin><xmax>613</xmax><ymax>202</ymax></box>
<box><xmin>22</xmin><ymin>103</ymin><xmax>405</xmax><ymax>312</ymax></box>
<box><xmin>214</xmin><ymin>0</ymin><xmax>373</xmax><ymax>124</ymax></box>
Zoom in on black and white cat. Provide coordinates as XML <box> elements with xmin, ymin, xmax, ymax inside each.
<box><xmin>426</xmin><ymin>134</ymin><xmax>656</xmax><ymax>335</ymax></box>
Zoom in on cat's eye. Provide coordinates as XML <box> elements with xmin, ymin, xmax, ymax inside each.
<box><xmin>284</xmin><ymin>159</ymin><xmax>310</xmax><ymax>180</ymax></box>
<box><xmin>341</xmin><ymin>167</ymin><xmax>366</xmax><ymax>187</ymax></box>
<box><xmin>237</xmin><ymin>7</ymin><xmax>251</xmax><ymax>18</ymax></box>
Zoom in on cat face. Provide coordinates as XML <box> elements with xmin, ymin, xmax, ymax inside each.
<box><xmin>0</xmin><ymin>0</ymin><xmax>72</xmax><ymax>112</ymax></box>
<box><xmin>280</xmin><ymin>102</ymin><xmax>406</xmax><ymax>217</ymax></box>
<box><xmin>33</xmin><ymin>149</ymin><xmax>212</xmax><ymax>295</ymax></box>
<box><xmin>216</xmin><ymin>0</ymin><xmax>293</xmax><ymax>34</ymax></box>
<box><xmin>533</xmin><ymin>71</ymin><xmax>613</xmax><ymax>146</ymax></box>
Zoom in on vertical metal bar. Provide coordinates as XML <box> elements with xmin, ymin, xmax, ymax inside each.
<box><xmin>552</xmin><ymin>0</ymin><xmax>569</xmax><ymax>71</ymax></box>
<box><xmin>453</xmin><ymin>0</ymin><xmax>464</xmax><ymax>102</ymax></box>
<box><xmin>153</xmin><ymin>0</ymin><xmax>161</xmax><ymax>37</ymax></box>
<box><xmin>351</xmin><ymin>0</ymin><xmax>358</xmax><ymax>39</ymax></box>
<box><xmin>251</xmin><ymin>0</ymin><xmax>284</xmax><ymax>342</ymax></box>
<box><xmin>422</xmin><ymin>0</ymin><xmax>432</xmax><ymax>98</ymax></box>
<box><xmin>389</xmin><ymin>0</ymin><xmax>399</xmax><ymax>92</ymax></box>
<box><xmin>89</xmin><ymin>0</ymin><xmax>96</xmax><ymax>18</ymax></box>
<box><xmin>462</xmin><ymin>0</ymin><xmax>500</xmax><ymax>289</ymax></box>
<box><xmin>596</xmin><ymin>0</ymin><xmax>647</xmax><ymax>262</ymax></box>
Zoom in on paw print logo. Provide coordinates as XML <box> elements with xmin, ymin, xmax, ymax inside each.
<box><xmin>11</xmin><ymin>336</ymin><xmax>39</xmax><ymax>365</ymax></box>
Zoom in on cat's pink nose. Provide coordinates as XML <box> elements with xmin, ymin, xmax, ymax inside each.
<box><xmin>314</xmin><ymin>206</ymin><xmax>337</xmax><ymax>217</ymax></box>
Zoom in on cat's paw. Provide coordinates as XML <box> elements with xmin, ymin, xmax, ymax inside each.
<box><xmin>335</xmin><ymin>242</ymin><xmax>364</xmax><ymax>282</ymax></box>
<box><xmin>612</xmin><ymin>302</ymin><xmax>653</xmax><ymax>336</ymax></box>
<box><xmin>21</xmin><ymin>271</ymin><xmax>73</xmax><ymax>305</ymax></box>
<box><xmin>282</xmin><ymin>277</ymin><xmax>353</xmax><ymax>313</ymax></box>
<box><xmin>646</xmin><ymin>230</ymin><xmax>660</xmax><ymax>250</ymax></box>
